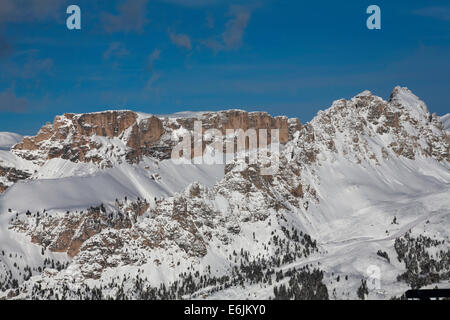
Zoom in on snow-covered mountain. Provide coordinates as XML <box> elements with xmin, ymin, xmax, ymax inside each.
<box><xmin>441</xmin><ymin>113</ymin><xmax>450</xmax><ymax>132</ymax></box>
<box><xmin>0</xmin><ymin>132</ymin><xmax>22</xmax><ymax>151</ymax></box>
<box><xmin>0</xmin><ymin>87</ymin><xmax>448</xmax><ymax>300</ymax></box>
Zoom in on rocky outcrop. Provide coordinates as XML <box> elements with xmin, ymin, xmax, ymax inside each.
<box><xmin>175</xmin><ymin>110</ymin><xmax>294</xmax><ymax>143</ymax></box>
<box><xmin>12</xmin><ymin>110</ymin><xmax>299</xmax><ymax>166</ymax></box>
<box><xmin>10</xmin><ymin>199</ymin><xmax>149</xmax><ymax>260</ymax></box>
<box><xmin>125</xmin><ymin>116</ymin><xmax>166</xmax><ymax>163</ymax></box>
<box><xmin>0</xmin><ymin>166</ymin><xmax>32</xmax><ymax>194</ymax></box>
<box><xmin>289</xmin><ymin>87</ymin><xmax>450</xmax><ymax>166</ymax></box>
<box><xmin>13</xmin><ymin>111</ymin><xmax>140</xmax><ymax>165</ymax></box>
<box><xmin>0</xmin><ymin>166</ymin><xmax>32</xmax><ymax>183</ymax></box>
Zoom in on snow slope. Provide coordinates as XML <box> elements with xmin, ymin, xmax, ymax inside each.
<box><xmin>0</xmin><ymin>132</ymin><xmax>22</xmax><ymax>150</ymax></box>
<box><xmin>0</xmin><ymin>159</ymin><xmax>224</xmax><ymax>212</ymax></box>
<box><xmin>442</xmin><ymin>113</ymin><xmax>450</xmax><ymax>132</ymax></box>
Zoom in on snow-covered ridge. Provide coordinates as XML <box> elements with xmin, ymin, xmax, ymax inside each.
<box><xmin>0</xmin><ymin>132</ymin><xmax>22</xmax><ymax>150</ymax></box>
<box><xmin>388</xmin><ymin>86</ymin><xmax>430</xmax><ymax>123</ymax></box>
<box><xmin>63</xmin><ymin>109</ymin><xmax>287</xmax><ymax>120</ymax></box>
<box><xmin>0</xmin><ymin>86</ymin><xmax>449</xmax><ymax>300</ymax></box>
<box><xmin>441</xmin><ymin>113</ymin><xmax>450</xmax><ymax>132</ymax></box>
<box><xmin>10</xmin><ymin>109</ymin><xmax>296</xmax><ymax>168</ymax></box>
<box><xmin>290</xmin><ymin>86</ymin><xmax>449</xmax><ymax>168</ymax></box>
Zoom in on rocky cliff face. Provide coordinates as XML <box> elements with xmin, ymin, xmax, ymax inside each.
<box><xmin>13</xmin><ymin>111</ymin><xmax>140</xmax><ymax>165</ymax></box>
<box><xmin>11</xmin><ymin>198</ymin><xmax>149</xmax><ymax>261</ymax></box>
<box><xmin>287</xmin><ymin>87</ymin><xmax>449</xmax><ymax>168</ymax></box>
<box><xmin>0</xmin><ymin>166</ymin><xmax>31</xmax><ymax>194</ymax></box>
<box><xmin>12</xmin><ymin>110</ymin><xmax>298</xmax><ymax>167</ymax></box>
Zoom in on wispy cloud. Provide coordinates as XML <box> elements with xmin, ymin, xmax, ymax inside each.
<box><xmin>21</xmin><ymin>58</ymin><xmax>54</xmax><ymax>79</ymax></box>
<box><xmin>0</xmin><ymin>34</ymin><xmax>12</xmax><ymax>58</ymax></box>
<box><xmin>4</xmin><ymin>52</ymin><xmax>54</xmax><ymax>79</ymax></box>
<box><xmin>413</xmin><ymin>6</ymin><xmax>450</xmax><ymax>22</ymax></box>
<box><xmin>205</xmin><ymin>13</ymin><xmax>215</xmax><ymax>29</ymax></box>
<box><xmin>102</xmin><ymin>0</ymin><xmax>149</xmax><ymax>33</ymax></box>
<box><xmin>0</xmin><ymin>0</ymin><xmax>64</xmax><ymax>23</ymax></box>
<box><xmin>223</xmin><ymin>5</ymin><xmax>251</xmax><ymax>49</ymax></box>
<box><xmin>0</xmin><ymin>89</ymin><xmax>27</xmax><ymax>113</ymax></box>
<box><xmin>145</xmin><ymin>72</ymin><xmax>161</xmax><ymax>91</ymax></box>
<box><xmin>147</xmin><ymin>49</ymin><xmax>161</xmax><ymax>70</ymax></box>
<box><xmin>0</xmin><ymin>0</ymin><xmax>66</xmax><ymax>59</ymax></box>
<box><xmin>203</xmin><ymin>5</ymin><xmax>252</xmax><ymax>52</ymax></box>
<box><xmin>158</xmin><ymin>0</ymin><xmax>221</xmax><ymax>7</ymax></box>
<box><xmin>168</xmin><ymin>30</ymin><xmax>192</xmax><ymax>50</ymax></box>
<box><xmin>103</xmin><ymin>42</ymin><xmax>129</xmax><ymax>60</ymax></box>
<box><xmin>145</xmin><ymin>49</ymin><xmax>162</xmax><ymax>91</ymax></box>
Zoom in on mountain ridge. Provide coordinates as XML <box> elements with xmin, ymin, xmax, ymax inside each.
<box><xmin>11</xmin><ymin>109</ymin><xmax>300</xmax><ymax>167</ymax></box>
<box><xmin>0</xmin><ymin>86</ymin><xmax>449</xmax><ymax>300</ymax></box>
<box><xmin>0</xmin><ymin>132</ymin><xmax>22</xmax><ymax>151</ymax></box>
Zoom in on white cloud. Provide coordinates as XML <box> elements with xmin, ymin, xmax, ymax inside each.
<box><xmin>223</xmin><ymin>5</ymin><xmax>251</xmax><ymax>49</ymax></box>
<box><xmin>0</xmin><ymin>0</ymin><xmax>64</xmax><ymax>23</ymax></box>
<box><xmin>0</xmin><ymin>89</ymin><xmax>27</xmax><ymax>113</ymax></box>
<box><xmin>145</xmin><ymin>72</ymin><xmax>161</xmax><ymax>91</ymax></box>
<box><xmin>413</xmin><ymin>6</ymin><xmax>450</xmax><ymax>22</ymax></box>
<box><xmin>168</xmin><ymin>30</ymin><xmax>192</xmax><ymax>50</ymax></box>
<box><xmin>103</xmin><ymin>42</ymin><xmax>129</xmax><ymax>60</ymax></box>
<box><xmin>102</xmin><ymin>0</ymin><xmax>149</xmax><ymax>33</ymax></box>
<box><xmin>147</xmin><ymin>49</ymin><xmax>161</xmax><ymax>69</ymax></box>
<box><xmin>158</xmin><ymin>0</ymin><xmax>220</xmax><ymax>7</ymax></box>
<box><xmin>203</xmin><ymin>5</ymin><xmax>252</xmax><ymax>52</ymax></box>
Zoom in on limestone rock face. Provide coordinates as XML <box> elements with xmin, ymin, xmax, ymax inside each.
<box><xmin>192</xmin><ymin>110</ymin><xmax>292</xmax><ymax>143</ymax></box>
<box><xmin>0</xmin><ymin>166</ymin><xmax>32</xmax><ymax>194</ymax></box>
<box><xmin>12</xmin><ymin>110</ymin><xmax>298</xmax><ymax>166</ymax></box>
<box><xmin>13</xmin><ymin>111</ymin><xmax>141</xmax><ymax>165</ymax></box>
<box><xmin>11</xmin><ymin>199</ymin><xmax>149</xmax><ymax>261</ymax></box>
<box><xmin>126</xmin><ymin>116</ymin><xmax>165</xmax><ymax>163</ymax></box>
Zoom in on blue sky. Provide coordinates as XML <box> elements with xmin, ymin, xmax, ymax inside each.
<box><xmin>0</xmin><ymin>0</ymin><xmax>449</xmax><ymax>134</ymax></box>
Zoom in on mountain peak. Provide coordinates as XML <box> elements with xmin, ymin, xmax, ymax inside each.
<box><xmin>355</xmin><ymin>90</ymin><xmax>373</xmax><ymax>98</ymax></box>
<box><xmin>389</xmin><ymin>86</ymin><xmax>430</xmax><ymax>122</ymax></box>
<box><xmin>306</xmin><ymin>86</ymin><xmax>449</xmax><ymax>164</ymax></box>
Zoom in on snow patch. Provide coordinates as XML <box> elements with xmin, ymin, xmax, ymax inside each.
<box><xmin>0</xmin><ymin>132</ymin><xmax>22</xmax><ymax>150</ymax></box>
